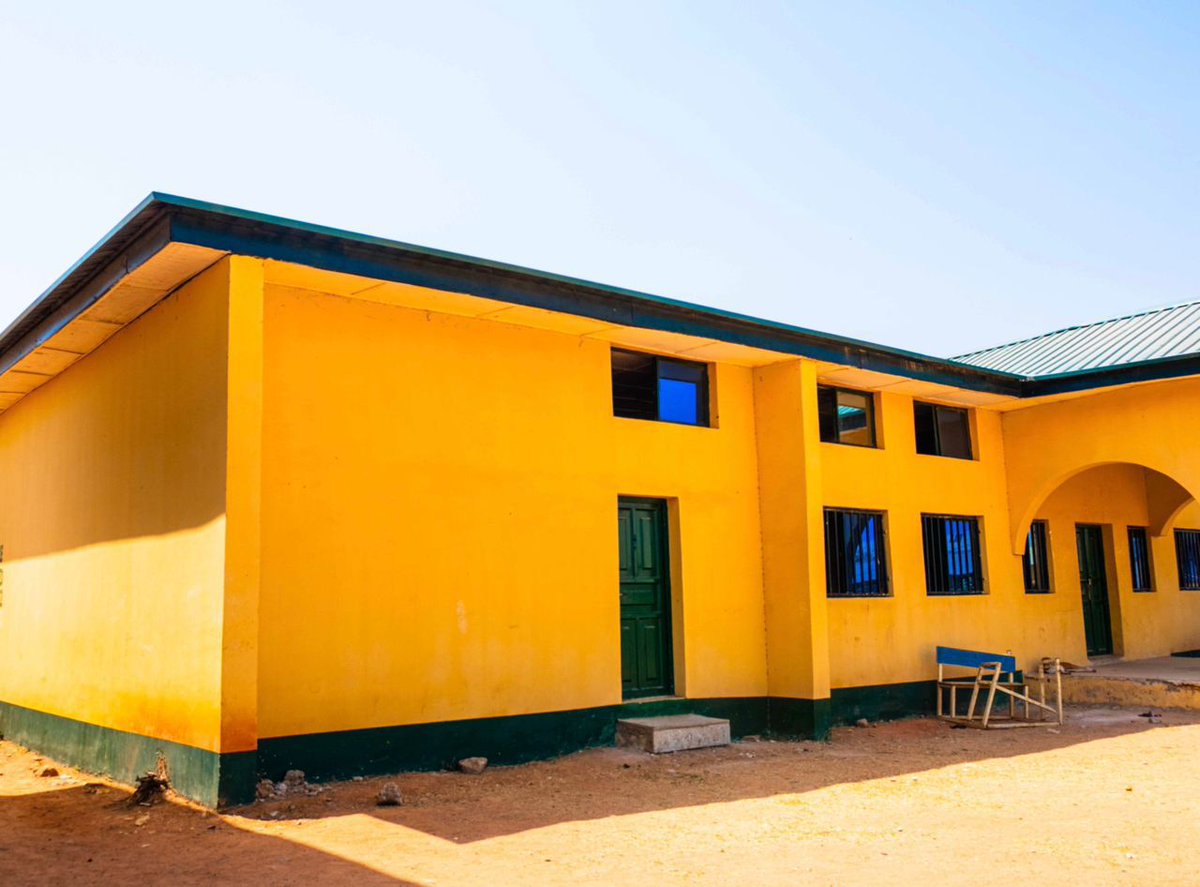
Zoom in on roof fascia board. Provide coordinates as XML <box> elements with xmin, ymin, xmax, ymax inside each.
<box><xmin>1022</xmin><ymin>353</ymin><xmax>1200</xmax><ymax>397</ymax></box>
<box><xmin>11</xmin><ymin>193</ymin><xmax>1200</xmax><ymax>400</ymax></box>
<box><xmin>161</xmin><ymin>198</ymin><xmax>1022</xmax><ymax>396</ymax></box>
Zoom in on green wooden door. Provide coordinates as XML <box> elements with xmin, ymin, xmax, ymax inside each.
<box><xmin>1075</xmin><ymin>525</ymin><xmax>1114</xmax><ymax>656</ymax></box>
<box><xmin>618</xmin><ymin>498</ymin><xmax>674</xmax><ymax>698</ymax></box>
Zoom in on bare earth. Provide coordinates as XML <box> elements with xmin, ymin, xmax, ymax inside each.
<box><xmin>2</xmin><ymin>706</ymin><xmax>1199</xmax><ymax>886</ymax></box>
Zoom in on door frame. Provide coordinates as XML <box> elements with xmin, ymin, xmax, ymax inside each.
<box><xmin>617</xmin><ymin>496</ymin><xmax>677</xmax><ymax>699</ymax></box>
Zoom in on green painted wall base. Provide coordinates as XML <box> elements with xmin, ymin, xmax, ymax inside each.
<box><xmin>257</xmin><ymin>696</ymin><xmax>771</xmax><ymax>785</ymax></box>
<box><xmin>3</xmin><ymin>685</ymin><xmax>940</xmax><ymax>809</ymax></box>
<box><xmin>767</xmin><ymin>696</ymin><xmax>832</xmax><ymax>740</ymax></box>
<box><xmin>830</xmin><ymin>680</ymin><xmax>937</xmax><ymax>724</ymax></box>
<box><xmin>0</xmin><ymin>700</ymin><xmax>254</xmax><ymax>807</ymax></box>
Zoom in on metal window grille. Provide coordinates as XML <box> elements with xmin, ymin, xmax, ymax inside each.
<box><xmin>824</xmin><ymin>509</ymin><xmax>889</xmax><ymax>597</ymax></box>
<box><xmin>1128</xmin><ymin>527</ymin><xmax>1153</xmax><ymax>592</ymax></box>
<box><xmin>922</xmin><ymin>514</ymin><xmax>984</xmax><ymax>595</ymax></box>
<box><xmin>1175</xmin><ymin>529</ymin><xmax>1200</xmax><ymax>591</ymax></box>
<box><xmin>1023</xmin><ymin>521</ymin><xmax>1051</xmax><ymax>593</ymax></box>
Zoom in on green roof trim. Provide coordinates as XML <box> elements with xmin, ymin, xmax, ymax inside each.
<box><xmin>7</xmin><ymin>193</ymin><xmax>1200</xmax><ymax>399</ymax></box>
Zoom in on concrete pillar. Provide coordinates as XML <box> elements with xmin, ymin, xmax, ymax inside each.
<box><xmin>753</xmin><ymin>359</ymin><xmax>832</xmax><ymax>738</ymax></box>
<box><xmin>218</xmin><ymin>256</ymin><xmax>265</xmax><ymax>803</ymax></box>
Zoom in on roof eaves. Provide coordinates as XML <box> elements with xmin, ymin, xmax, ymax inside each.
<box><xmin>155</xmin><ymin>193</ymin><xmax>1026</xmax><ymax>395</ymax></box>
<box><xmin>0</xmin><ymin>196</ymin><xmax>174</xmax><ymax>377</ymax></box>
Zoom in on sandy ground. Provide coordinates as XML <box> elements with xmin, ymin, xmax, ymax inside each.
<box><xmin>2</xmin><ymin>706</ymin><xmax>1200</xmax><ymax>886</ymax></box>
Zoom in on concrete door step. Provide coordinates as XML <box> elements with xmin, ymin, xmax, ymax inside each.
<box><xmin>616</xmin><ymin>714</ymin><xmax>731</xmax><ymax>754</ymax></box>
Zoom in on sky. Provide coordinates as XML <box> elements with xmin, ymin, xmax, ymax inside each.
<box><xmin>0</xmin><ymin>1</ymin><xmax>1196</xmax><ymax>357</ymax></box>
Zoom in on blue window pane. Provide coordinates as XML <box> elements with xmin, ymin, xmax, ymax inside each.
<box><xmin>658</xmin><ymin>378</ymin><xmax>699</xmax><ymax>425</ymax></box>
<box><xmin>853</xmin><ymin>517</ymin><xmax>879</xmax><ymax>586</ymax></box>
<box><xmin>944</xmin><ymin>520</ymin><xmax>976</xmax><ymax>591</ymax></box>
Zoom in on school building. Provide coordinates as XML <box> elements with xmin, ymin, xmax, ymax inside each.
<box><xmin>1</xmin><ymin>194</ymin><xmax>1198</xmax><ymax>806</ymax></box>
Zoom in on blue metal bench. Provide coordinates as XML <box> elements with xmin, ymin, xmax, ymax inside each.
<box><xmin>936</xmin><ymin>646</ymin><xmax>1063</xmax><ymax>728</ymax></box>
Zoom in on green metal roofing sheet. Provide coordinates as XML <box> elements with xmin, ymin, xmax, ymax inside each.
<box><xmin>954</xmin><ymin>301</ymin><xmax>1200</xmax><ymax>376</ymax></box>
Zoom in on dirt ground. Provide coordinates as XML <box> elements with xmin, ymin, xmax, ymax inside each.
<box><xmin>2</xmin><ymin>706</ymin><xmax>1199</xmax><ymax>886</ymax></box>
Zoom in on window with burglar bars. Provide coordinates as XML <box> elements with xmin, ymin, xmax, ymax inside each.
<box><xmin>1175</xmin><ymin>529</ymin><xmax>1200</xmax><ymax>591</ymax></box>
<box><xmin>1023</xmin><ymin>520</ymin><xmax>1051</xmax><ymax>593</ymax></box>
<box><xmin>922</xmin><ymin>515</ymin><xmax>984</xmax><ymax>595</ymax></box>
<box><xmin>824</xmin><ymin>509</ymin><xmax>889</xmax><ymax>597</ymax></box>
<box><xmin>1128</xmin><ymin>527</ymin><xmax>1153</xmax><ymax>593</ymax></box>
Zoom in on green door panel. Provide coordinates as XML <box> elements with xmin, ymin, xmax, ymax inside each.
<box><xmin>1076</xmin><ymin>525</ymin><xmax>1114</xmax><ymax>656</ymax></box>
<box><xmin>620</xmin><ymin>620</ymin><xmax>637</xmax><ymax>694</ymax></box>
<box><xmin>618</xmin><ymin>498</ymin><xmax>674</xmax><ymax>699</ymax></box>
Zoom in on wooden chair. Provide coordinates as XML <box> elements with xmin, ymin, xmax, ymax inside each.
<box><xmin>936</xmin><ymin>646</ymin><xmax>1063</xmax><ymax>728</ymax></box>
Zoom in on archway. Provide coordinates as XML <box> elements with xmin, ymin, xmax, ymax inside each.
<box><xmin>1008</xmin><ymin>461</ymin><xmax>1197</xmax><ymax>556</ymax></box>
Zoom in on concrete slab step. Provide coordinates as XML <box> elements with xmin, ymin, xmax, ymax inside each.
<box><xmin>615</xmin><ymin>714</ymin><xmax>731</xmax><ymax>754</ymax></box>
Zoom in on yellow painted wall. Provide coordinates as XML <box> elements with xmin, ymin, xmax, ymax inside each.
<box><xmin>7</xmin><ymin>245</ymin><xmax>1199</xmax><ymax>756</ymax></box>
<box><xmin>255</xmin><ymin>283</ymin><xmax>767</xmax><ymax>738</ymax></box>
<box><xmin>822</xmin><ymin>393</ymin><xmax>1037</xmax><ymax>687</ymax></box>
<box><xmin>1003</xmin><ymin>378</ymin><xmax>1200</xmax><ymax>555</ymax></box>
<box><xmin>823</xmin><ymin>379</ymin><xmax>1200</xmax><ymax>690</ymax></box>
<box><xmin>1033</xmin><ymin>468</ymin><xmax>1200</xmax><ymax>662</ymax></box>
<box><xmin>754</xmin><ymin>360</ymin><xmax>830</xmax><ymax>701</ymax></box>
<box><xmin>1001</xmin><ymin>379</ymin><xmax>1200</xmax><ymax>663</ymax></box>
<box><xmin>1169</xmin><ymin>500</ymin><xmax>1200</xmax><ymax>654</ymax></box>
<box><xmin>0</xmin><ymin>263</ymin><xmax>230</xmax><ymax>752</ymax></box>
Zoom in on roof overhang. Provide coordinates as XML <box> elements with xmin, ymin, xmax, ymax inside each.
<box><xmin>3</xmin><ymin>193</ymin><xmax>1198</xmax><ymax>416</ymax></box>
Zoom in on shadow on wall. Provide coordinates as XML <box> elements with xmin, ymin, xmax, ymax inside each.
<box><xmin>0</xmin><ymin>275</ymin><xmax>229</xmax><ymax>564</ymax></box>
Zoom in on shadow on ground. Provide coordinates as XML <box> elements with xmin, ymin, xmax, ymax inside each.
<box><xmin>0</xmin><ymin>780</ymin><xmax>414</xmax><ymax>886</ymax></box>
<box><xmin>238</xmin><ymin>705</ymin><xmax>1192</xmax><ymax>843</ymax></box>
<box><xmin>2</xmin><ymin>706</ymin><xmax>1195</xmax><ymax>886</ymax></box>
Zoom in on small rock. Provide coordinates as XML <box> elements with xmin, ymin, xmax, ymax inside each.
<box><xmin>855</xmin><ymin>719</ymin><xmax>870</xmax><ymax>728</ymax></box>
<box><xmin>38</xmin><ymin>766</ymin><xmax>59</xmax><ymax>778</ymax></box>
<box><xmin>352</xmin><ymin>776</ymin><xmax>364</xmax><ymax>782</ymax></box>
<box><xmin>134</xmin><ymin>814</ymin><xmax>150</xmax><ymax>826</ymax></box>
<box><xmin>458</xmin><ymin>757</ymin><xmax>488</xmax><ymax>775</ymax></box>
<box><xmin>255</xmin><ymin>779</ymin><xmax>277</xmax><ymax>801</ymax></box>
<box><xmin>376</xmin><ymin>783</ymin><xmax>403</xmax><ymax>806</ymax></box>
<box><xmin>284</xmin><ymin>769</ymin><xmax>306</xmax><ymax>787</ymax></box>
<box><xmin>741</xmin><ymin>734</ymin><xmax>762</xmax><ymax>743</ymax></box>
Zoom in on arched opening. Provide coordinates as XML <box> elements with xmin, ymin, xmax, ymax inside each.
<box><xmin>1014</xmin><ymin>462</ymin><xmax>1200</xmax><ymax>661</ymax></box>
<box><xmin>1009</xmin><ymin>461</ymin><xmax>1197</xmax><ymax>556</ymax></box>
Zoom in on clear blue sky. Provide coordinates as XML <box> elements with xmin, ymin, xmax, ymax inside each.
<box><xmin>1</xmin><ymin>1</ymin><xmax>1196</xmax><ymax>357</ymax></box>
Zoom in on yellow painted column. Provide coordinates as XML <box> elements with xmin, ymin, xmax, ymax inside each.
<box><xmin>753</xmin><ymin>359</ymin><xmax>832</xmax><ymax>737</ymax></box>
<box><xmin>219</xmin><ymin>256</ymin><xmax>265</xmax><ymax>800</ymax></box>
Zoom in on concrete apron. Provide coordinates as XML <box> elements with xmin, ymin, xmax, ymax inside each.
<box><xmin>1062</xmin><ymin>656</ymin><xmax>1200</xmax><ymax>710</ymax></box>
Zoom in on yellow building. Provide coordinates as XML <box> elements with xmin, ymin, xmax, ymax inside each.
<box><xmin>1</xmin><ymin>194</ymin><xmax>1198</xmax><ymax>806</ymax></box>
